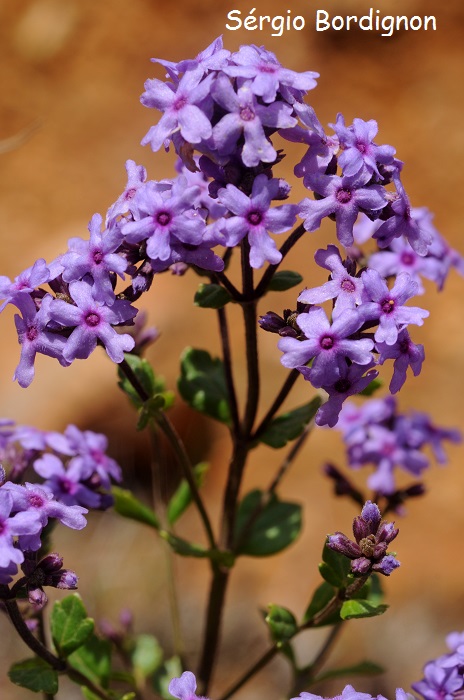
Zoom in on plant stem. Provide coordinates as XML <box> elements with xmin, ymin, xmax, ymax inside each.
<box><xmin>217</xmin><ymin>305</ymin><xmax>241</xmax><ymax>437</ymax></box>
<box><xmin>290</xmin><ymin>622</ymin><xmax>343</xmax><ymax>696</ymax></box>
<box><xmin>254</xmin><ymin>224</ymin><xmax>306</xmax><ymax>299</ymax></box>
<box><xmin>252</xmin><ymin>369</ymin><xmax>300</xmax><ymax>441</ymax></box>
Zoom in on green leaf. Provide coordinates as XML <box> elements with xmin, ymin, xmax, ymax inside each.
<box><xmin>259</xmin><ymin>397</ymin><xmax>322</xmax><ymax>448</ymax></box>
<box><xmin>178</xmin><ymin>348</ymin><xmax>231</xmax><ymax>424</ymax></box>
<box><xmin>51</xmin><ymin>594</ymin><xmax>94</xmax><ymax>657</ymax></box>
<box><xmin>319</xmin><ymin>541</ymin><xmax>352</xmax><ymax>587</ymax></box>
<box><xmin>160</xmin><ymin>530</ymin><xmax>210</xmax><ymax>558</ymax></box>
<box><xmin>194</xmin><ymin>283</ymin><xmax>232</xmax><ymax>309</ymax></box>
<box><xmin>9</xmin><ymin>658</ymin><xmax>59</xmax><ymax>694</ymax></box>
<box><xmin>152</xmin><ymin>656</ymin><xmax>183</xmax><ymax>699</ymax></box>
<box><xmin>68</xmin><ymin>633</ymin><xmax>112</xmax><ymax>689</ymax></box>
<box><xmin>265</xmin><ymin>604</ymin><xmax>298</xmax><ymax>643</ymax></box>
<box><xmin>132</xmin><ymin>634</ymin><xmax>163</xmax><ymax>685</ymax></box>
<box><xmin>340</xmin><ymin>599</ymin><xmax>389</xmax><ymax>620</ymax></box>
<box><xmin>315</xmin><ymin>660</ymin><xmax>385</xmax><ymax>683</ymax></box>
<box><xmin>167</xmin><ymin>462</ymin><xmax>209</xmax><ymax>525</ymax></box>
<box><xmin>234</xmin><ymin>490</ymin><xmax>302</xmax><ymax>557</ymax></box>
<box><xmin>112</xmin><ymin>486</ymin><xmax>159</xmax><ymax>530</ymax></box>
<box><xmin>118</xmin><ymin>354</ymin><xmax>161</xmax><ymax>408</ymax></box>
<box><xmin>359</xmin><ymin>377</ymin><xmax>383</xmax><ymax>396</ymax></box>
<box><xmin>304</xmin><ymin>581</ymin><xmax>340</xmax><ymax>626</ymax></box>
<box><xmin>136</xmin><ymin>395</ymin><xmax>168</xmax><ymax>430</ymax></box>
<box><xmin>267</xmin><ymin>270</ymin><xmax>304</xmax><ymax>292</ymax></box>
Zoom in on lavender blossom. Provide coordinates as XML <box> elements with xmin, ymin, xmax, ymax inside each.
<box><xmin>330</xmin><ymin>114</ymin><xmax>396</xmax><ymax>180</ymax></box>
<box><xmin>168</xmin><ymin>672</ymin><xmax>209</xmax><ymax>700</ymax></box>
<box><xmin>0</xmin><ymin>259</ymin><xmax>50</xmax><ymax>313</ymax></box>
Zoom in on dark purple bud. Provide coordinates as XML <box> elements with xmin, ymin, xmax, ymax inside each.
<box><xmin>351</xmin><ymin>557</ymin><xmax>372</xmax><ymax>574</ymax></box>
<box><xmin>376</xmin><ymin>521</ymin><xmax>399</xmax><ymax>544</ymax></box>
<box><xmin>372</xmin><ymin>555</ymin><xmax>400</xmax><ymax>575</ymax></box>
<box><xmin>352</xmin><ymin>515</ymin><xmax>371</xmax><ymax>543</ymax></box>
<box><xmin>259</xmin><ymin>311</ymin><xmax>288</xmax><ymax>334</ymax></box>
<box><xmin>0</xmin><ymin>466</ymin><xmax>5</xmax><ymax>484</ymax></box>
<box><xmin>39</xmin><ymin>553</ymin><xmax>64</xmax><ymax>575</ymax></box>
<box><xmin>48</xmin><ymin>569</ymin><xmax>78</xmax><ymax>590</ymax></box>
<box><xmin>372</xmin><ymin>542</ymin><xmax>388</xmax><ymax>559</ymax></box>
<box><xmin>323</xmin><ymin>464</ymin><xmax>365</xmax><ymax>505</ymax></box>
<box><xmin>28</xmin><ymin>587</ymin><xmax>47</xmax><ymax>609</ymax></box>
<box><xmin>327</xmin><ymin>532</ymin><xmax>361</xmax><ymax>559</ymax></box>
<box><xmin>360</xmin><ymin>501</ymin><xmax>382</xmax><ymax>531</ymax></box>
<box><xmin>25</xmin><ymin>618</ymin><xmax>39</xmax><ymax>633</ymax></box>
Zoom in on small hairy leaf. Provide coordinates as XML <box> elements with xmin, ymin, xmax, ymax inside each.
<box><xmin>112</xmin><ymin>487</ymin><xmax>159</xmax><ymax>530</ymax></box>
<box><xmin>9</xmin><ymin>658</ymin><xmax>58</xmax><ymax>694</ymax></box>
<box><xmin>51</xmin><ymin>594</ymin><xmax>94</xmax><ymax>657</ymax></box>
<box><xmin>259</xmin><ymin>397</ymin><xmax>322</xmax><ymax>449</ymax></box>
<box><xmin>235</xmin><ymin>490</ymin><xmax>302</xmax><ymax>557</ymax></box>
<box><xmin>194</xmin><ymin>283</ymin><xmax>232</xmax><ymax>309</ymax></box>
<box><xmin>178</xmin><ymin>348</ymin><xmax>231</xmax><ymax>424</ymax></box>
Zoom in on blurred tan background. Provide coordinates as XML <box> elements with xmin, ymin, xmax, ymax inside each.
<box><xmin>1</xmin><ymin>0</ymin><xmax>464</xmax><ymax>698</ymax></box>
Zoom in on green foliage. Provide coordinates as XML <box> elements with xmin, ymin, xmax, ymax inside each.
<box><xmin>8</xmin><ymin>658</ymin><xmax>58</xmax><ymax>694</ymax></box>
<box><xmin>160</xmin><ymin>530</ymin><xmax>210</xmax><ymax>558</ymax></box>
<box><xmin>267</xmin><ymin>270</ymin><xmax>304</xmax><ymax>292</ymax></box>
<box><xmin>118</xmin><ymin>354</ymin><xmax>173</xmax><ymax>410</ymax></box>
<box><xmin>51</xmin><ymin>594</ymin><xmax>95</xmax><ymax>657</ymax></box>
<box><xmin>359</xmin><ymin>377</ymin><xmax>383</xmax><ymax>396</ymax></box>
<box><xmin>68</xmin><ymin>632</ymin><xmax>112</xmax><ymax>689</ymax></box>
<box><xmin>258</xmin><ymin>397</ymin><xmax>322</xmax><ymax>448</ymax></box>
<box><xmin>167</xmin><ymin>462</ymin><xmax>209</xmax><ymax>525</ymax></box>
<box><xmin>132</xmin><ymin>634</ymin><xmax>164</xmax><ymax>686</ymax></box>
<box><xmin>304</xmin><ymin>581</ymin><xmax>340</xmax><ymax>627</ymax></box>
<box><xmin>318</xmin><ymin>541</ymin><xmax>352</xmax><ymax>587</ymax></box>
<box><xmin>340</xmin><ymin>599</ymin><xmax>389</xmax><ymax>620</ymax></box>
<box><xmin>178</xmin><ymin>347</ymin><xmax>231</xmax><ymax>424</ymax></box>
<box><xmin>152</xmin><ymin>656</ymin><xmax>183</xmax><ymax>699</ymax></box>
<box><xmin>112</xmin><ymin>487</ymin><xmax>159</xmax><ymax>530</ymax></box>
<box><xmin>234</xmin><ymin>489</ymin><xmax>302</xmax><ymax>556</ymax></box>
<box><xmin>194</xmin><ymin>283</ymin><xmax>232</xmax><ymax>308</ymax></box>
<box><xmin>265</xmin><ymin>604</ymin><xmax>298</xmax><ymax>644</ymax></box>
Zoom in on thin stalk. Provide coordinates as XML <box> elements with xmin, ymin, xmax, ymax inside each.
<box><xmin>252</xmin><ymin>369</ymin><xmax>300</xmax><ymax>441</ymax></box>
<box><xmin>254</xmin><ymin>224</ymin><xmax>306</xmax><ymax>299</ymax></box>
<box><xmin>290</xmin><ymin>622</ymin><xmax>343</xmax><ymax>696</ymax></box>
<box><xmin>240</xmin><ymin>240</ymin><xmax>260</xmax><ymax>436</ymax></box>
<box><xmin>217</xmin><ymin>575</ymin><xmax>369</xmax><ymax>700</ymax></box>
<box><xmin>217</xmin><ymin>306</ymin><xmax>241</xmax><ymax>437</ymax></box>
<box><xmin>213</xmin><ymin>271</ymin><xmax>244</xmax><ymax>302</ymax></box>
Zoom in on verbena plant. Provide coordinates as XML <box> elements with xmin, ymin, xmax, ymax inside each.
<box><xmin>0</xmin><ymin>36</ymin><xmax>462</xmax><ymax>700</ymax></box>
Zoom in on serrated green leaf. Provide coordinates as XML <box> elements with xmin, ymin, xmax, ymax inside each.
<box><xmin>160</xmin><ymin>530</ymin><xmax>209</xmax><ymax>558</ymax></box>
<box><xmin>68</xmin><ymin>633</ymin><xmax>112</xmax><ymax>689</ymax></box>
<box><xmin>267</xmin><ymin>270</ymin><xmax>304</xmax><ymax>292</ymax></box>
<box><xmin>194</xmin><ymin>283</ymin><xmax>232</xmax><ymax>309</ymax></box>
<box><xmin>112</xmin><ymin>487</ymin><xmax>159</xmax><ymax>529</ymax></box>
<box><xmin>234</xmin><ymin>490</ymin><xmax>302</xmax><ymax>557</ymax></box>
<box><xmin>8</xmin><ymin>658</ymin><xmax>59</xmax><ymax>694</ymax></box>
<box><xmin>265</xmin><ymin>604</ymin><xmax>298</xmax><ymax>643</ymax></box>
<box><xmin>259</xmin><ymin>397</ymin><xmax>322</xmax><ymax>448</ymax></box>
<box><xmin>319</xmin><ymin>541</ymin><xmax>352</xmax><ymax>587</ymax></box>
<box><xmin>304</xmin><ymin>581</ymin><xmax>339</xmax><ymax>626</ymax></box>
<box><xmin>152</xmin><ymin>656</ymin><xmax>183</xmax><ymax>699</ymax></box>
<box><xmin>167</xmin><ymin>462</ymin><xmax>209</xmax><ymax>525</ymax></box>
<box><xmin>132</xmin><ymin>634</ymin><xmax>163</xmax><ymax>684</ymax></box>
<box><xmin>51</xmin><ymin>594</ymin><xmax>94</xmax><ymax>657</ymax></box>
<box><xmin>178</xmin><ymin>348</ymin><xmax>231</xmax><ymax>424</ymax></box>
<box><xmin>315</xmin><ymin>660</ymin><xmax>385</xmax><ymax>683</ymax></box>
<box><xmin>359</xmin><ymin>377</ymin><xmax>383</xmax><ymax>397</ymax></box>
<box><xmin>340</xmin><ymin>599</ymin><xmax>389</xmax><ymax>620</ymax></box>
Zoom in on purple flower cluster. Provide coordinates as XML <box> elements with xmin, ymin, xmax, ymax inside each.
<box><xmin>292</xmin><ymin>685</ymin><xmax>415</xmax><ymax>700</ymax></box>
<box><xmin>412</xmin><ymin>631</ymin><xmax>464</xmax><ymax>700</ymax></box>
<box><xmin>0</xmin><ymin>419</ymin><xmax>122</xmax><ymax>584</ymax></box>
<box><xmin>327</xmin><ymin>500</ymin><xmax>400</xmax><ymax>576</ymax></box>
<box><xmin>335</xmin><ymin>397</ymin><xmax>461</xmax><ymax>495</ymax></box>
<box><xmin>275</xmin><ymin>242</ymin><xmax>428</xmax><ymax>426</ymax></box>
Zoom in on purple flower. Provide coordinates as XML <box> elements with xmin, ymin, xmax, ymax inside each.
<box><xmin>122</xmin><ymin>179</ymin><xmax>207</xmax><ymax>263</ymax></box>
<box><xmin>33</xmin><ymin>454</ymin><xmax>102</xmax><ymax>509</ymax></box>
<box><xmin>0</xmin><ymin>488</ymin><xmax>42</xmax><ymax>576</ymax></box>
<box><xmin>376</xmin><ymin>329</ymin><xmax>425</xmax><ymax>393</ymax></box>
<box><xmin>152</xmin><ymin>35</ymin><xmax>230</xmax><ymax>80</ymax></box>
<box><xmin>211</xmin><ymin>77</ymin><xmax>296</xmax><ymax>167</ymax></box>
<box><xmin>331</xmin><ymin>114</ymin><xmax>395</xmax><ymax>180</ymax></box>
<box><xmin>328</xmin><ymin>500</ymin><xmax>400</xmax><ymax>576</ymax></box>
<box><xmin>106</xmin><ymin>160</ymin><xmax>148</xmax><ymax>223</ymax></box>
<box><xmin>217</xmin><ymin>174</ymin><xmax>298</xmax><ymax>267</ymax></box>
<box><xmin>0</xmin><ymin>259</ymin><xmax>50</xmax><ymax>312</ymax></box>
<box><xmin>361</xmin><ymin>269</ymin><xmax>429</xmax><ymax>345</ymax></box>
<box><xmin>61</xmin><ymin>213</ymin><xmax>127</xmax><ymax>305</ymax></box>
<box><xmin>374</xmin><ymin>178</ymin><xmax>432</xmax><ymax>255</ymax></box>
<box><xmin>313</xmin><ymin>363</ymin><xmax>379</xmax><ymax>428</ymax></box>
<box><xmin>298</xmin><ymin>245</ymin><xmax>364</xmax><ymax>317</ymax></box>
<box><xmin>224</xmin><ymin>44</ymin><xmax>318</xmax><ymax>103</ymax></box>
<box><xmin>49</xmin><ymin>280</ymin><xmax>136</xmax><ymax>364</ymax></box>
<box><xmin>291</xmin><ymin>683</ymin><xmax>374</xmax><ymax>700</ymax></box>
<box><xmin>168</xmin><ymin>672</ymin><xmax>208</xmax><ymax>700</ymax></box>
<box><xmin>298</xmin><ymin>174</ymin><xmax>387</xmax><ymax>248</ymax></box>
<box><xmin>61</xmin><ymin>424</ymin><xmax>122</xmax><ymax>487</ymax></box>
<box><xmin>412</xmin><ymin>660</ymin><xmax>463</xmax><ymax>700</ymax></box>
<box><xmin>278</xmin><ymin>307</ymin><xmax>374</xmax><ymax>388</ymax></box>
<box><xmin>13</xmin><ymin>294</ymin><xmax>69</xmax><ymax>388</ymax></box>
<box><xmin>141</xmin><ymin>68</ymin><xmax>214</xmax><ymax>151</ymax></box>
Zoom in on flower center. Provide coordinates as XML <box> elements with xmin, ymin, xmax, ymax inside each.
<box><xmin>173</xmin><ymin>96</ymin><xmax>187</xmax><ymax>111</ymax></box>
<box><xmin>93</xmin><ymin>249</ymin><xmax>103</xmax><ymax>265</ymax></box>
<box><xmin>156</xmin><ymin>211</ymin><xmax>172</xmax><ymax>227</ymax></box>
<box><xmin>85</xmin><ymin>312</ymin><xmax>101</xmax><ymax>327</ymax></box>
<box><xmin>239</xmin><ymin>106</ymin><xmax>255</xmax><ymax>122</ymax></box>
<box><xmin>359</xmin><ymin>534</ymin><xmax>376</xmax><ymax>557</ymax></box>
<box><xmin>247</xmin><ymin>210</ymin><xmax>263</xmax><ymax>226</ymax></box>
<box><xmin>26</xmin><ymin>325</ymin><xmax>38</xmax><ymax>342</ymax></box>
<box><xmin>59</xmin><ymin>478</ymin><xmax>73</xmax><ymax>494</ymax></box>
<box><xmin>29</xmin><ymin>494</ymin><xmax>45</xmax><ymax>508</ymax></box>
<box><xmin>336</xmin><ymin>188</ymin><xmax>353</xmax><ymax>204</ymax></box>
<box><xmin>401</xmin><ymin>251</ymin><xmax>415</xmax><ymax>266</ymax></box>
<box><xmin>259</xmin><ymin>63</ymin><xmax>277</xmax><ymax>74</ymax></box>
<box><xmin>125</xmin><ymin>187</ymin><xmax>137</xmax><ymax>201</ymax></box>
<box><xmin>334</xmin><ymin>378</ymin><xmax>351</xmax><ymax>393</ymax></box>
<box><xmin>356</xmin><ymin>140</ymin><xmax>368</xmax><ymax>154</ymax></box>
<box><xmin>340</xmin><ymin>278</ymin><xmax>356</xmax><ymax>292</ymax></box>
<box><xmin>320</xmin><ymin>335</ymin><xmax>334</xmax><ymax>350</ymax></box>
<box><xmin>0</xmin><ymin>520</ymin><xmax>6</xmax><ymax>535</ymax></box>
<box><xmin>381</xmin><ymin>298</ymin><xmax>395</xmax><ymax>314</ymax></box>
